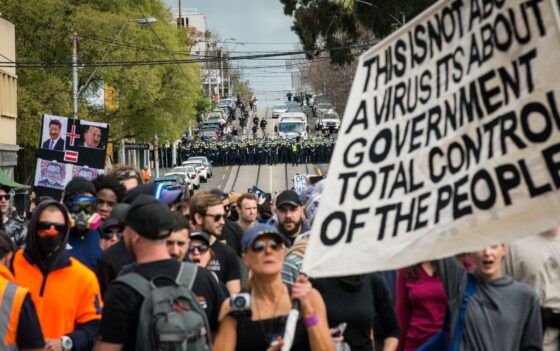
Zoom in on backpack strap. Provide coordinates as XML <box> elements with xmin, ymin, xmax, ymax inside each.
<box><xmin>176</xmin><ymin>262</ymin><xmax>197</xmax><ymax>290</ymax></box>
<box><xmin>115</xmin><ymin>272</ymin><xmax>152</xmax><ymax>298</ymax></box>
<box><xmin>449</xmin><ymin>272</ymin><xmax>477</xmax><ymax>351</ymax></box>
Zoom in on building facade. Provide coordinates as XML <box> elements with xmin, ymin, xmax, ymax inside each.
<box><xmin>0</xmin><ymin>17</ymin><xmax>19</xmax><ymax>179</ymax></box>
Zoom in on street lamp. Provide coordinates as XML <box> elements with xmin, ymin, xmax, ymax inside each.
<box><xmin>72</xmin><ymin>17</ymin><xmax>158</xmax><ymax>164</ymax></box>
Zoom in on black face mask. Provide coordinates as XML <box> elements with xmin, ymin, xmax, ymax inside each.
<box><xmin>37</xmin><ymin>235</ymin><xmax>63</xmax><ymax>259</ymax></box>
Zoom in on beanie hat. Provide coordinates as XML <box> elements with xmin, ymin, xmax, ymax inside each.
<box><xmin>64</xmin><ymin>177</ymin><xmax>97</xmax><ymax>198</ymax></box>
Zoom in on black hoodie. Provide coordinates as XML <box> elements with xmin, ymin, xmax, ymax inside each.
<box><xmin>23</xmin><ymin>199</ymin><xmax>72</xmax><ymax>275</ymax></box>
<box><xmin>16</xmin><ymin>199</ymin><xmax>99</xmax><ymax>351</ymax></box>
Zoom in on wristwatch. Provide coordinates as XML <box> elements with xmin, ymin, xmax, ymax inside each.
<box><xmin>61</xmin><ymin>335</ymin><xmax>73</xmax><ymax>351</ymax></box>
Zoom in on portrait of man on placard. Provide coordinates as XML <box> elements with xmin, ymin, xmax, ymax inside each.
<box><xmin>72</xmin><ymin>165</ymin><xmax>99</xmax><ymax>181</ymax></box>
<box><xmin>37</xmin><ymin>161</ymin><xmax>66</xmax><ymax>190</ymax></box>
<box><xmin>41</xmin><ymin>117</ymin><xmax>67</xmax><ymax>151</ymax></box>
<box><xmin>82</xmin><ymin>124</ymin><xmax>104</xmax><ymax>149</ymax></box>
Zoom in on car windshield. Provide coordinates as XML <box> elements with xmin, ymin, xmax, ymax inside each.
<box><xmin>207</xmin><ymin>116</ymin><xmax>221</xmax><ymax>122</ymax></box>
<box><xmin>190</xmin><ymin>157</ymin><xmax>206</xmax><ymax>162</ymax></box>
<box><xmin>273</xmin><ymin>105</ymin><xmax>287</xmax><ymax>110</ymax></box>
<box><xmin>279</xmin><ymin>122</ymin><xmax>305</xmax><ymax>133</ymax></box>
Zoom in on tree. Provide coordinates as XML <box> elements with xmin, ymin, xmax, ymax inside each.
<box><xmin>279</xmin><ymin>0</ymin><xmax>437</xmax><ymax>64</ymax></box>
<box><xmin>0</xmin><ymin>0</ymin><xmax>202</xmax><ymax>181</ymax></box>
<box><xmin>233</xmin><ymin>80</ymin><xmax>253</xmax><ymax>100</ymax></box>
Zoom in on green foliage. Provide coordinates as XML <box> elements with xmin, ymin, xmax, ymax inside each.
<box><xmin>233</xmin><ymin>80</ymin><xmax>253</xmax><ymax>100</ymax></box>
<box><xmin>0</xmin><ymin>0</ymin><xmax>202</xmax><ymax>150</ymax></box>
<box><xmin>279</xmin><ymin>0</ymin><xmax>437</xmax><ymax>64</ymax></box>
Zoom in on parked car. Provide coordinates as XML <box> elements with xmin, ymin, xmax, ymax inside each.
<box><xmin>187</xmin><ymin>156</ymin><xmax>213</xmax><ymax>177</ymax></box>
<box><xmin>158</xmin><ymin>173</ymin><xmax>193</xmax><ymax>196</ymax></box>
<box><xmin>181</xmin><ymin>160</ymin><xmax>208</xmax><ymax>182</ymax></box>
<box><xmin>172</xmin><ymin>166</ymin><xmax>201</xmax><ymax>189</ymax></box>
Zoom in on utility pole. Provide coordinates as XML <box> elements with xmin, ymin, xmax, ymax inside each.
<box><xmin>154</xmin><ymin>133</ymin><xmax>160</xmax><ymax>179</ymax></box>
<box><xmin>178</xmin><ymin>0</ymin><xmax>182</xmax><ymax>28</ymax></box>
<box><xmin>220</xmin><ymin>50</ymin><xmax>224</xmax><ymax>98</ymax></box>
<box><xmin>72</xmin><ymin>33</ymin><xmax>78</xmax><ymax>119</ymax></box>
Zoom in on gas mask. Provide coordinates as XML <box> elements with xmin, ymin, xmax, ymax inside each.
<box><xmin>64</xmin><ymin>195</ymin><xmax>102</xmax><ymax>234</ymax></box>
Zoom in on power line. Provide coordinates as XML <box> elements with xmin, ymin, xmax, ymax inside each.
<box><xmin>134</xmin><ymin>0</ymin><xmax>191</xmax><ymax>81</ymax></box>
<box><xmin>0</xmin><ymin>44</ymin><xmax>364</xmax><ymax>68</ymax></box>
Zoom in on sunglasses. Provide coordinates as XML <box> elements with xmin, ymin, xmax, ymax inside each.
<box><xmin>101</xmin><ymin>231</ymin><xmax>123</xmax><ymax>240</ymax></box>
<box><xmin>204</xmin><ymin>213</ymin><xmax>227</xmax><ymax>222</ymax></box>
<box><xmin>188</xmin><ymin>244</ymin><xmax>209</xmax><ymax>254</ymax></box>
<box><xmin>36</xmin><ymin>221</ymin><xmax>67</xmax><ymax>233</ymax></box>
<box><xmin>0</xmin><ymin>194</ymin><xmax>10</xmax><ymax>201</ymax></box>
<box><xmin>250</xmin><ymin>238</ymin><xmax>283</xmax><ymax>253</ymax></box>
<box><xmin>115</xmin><ymin>170</ymin><xmax>138</xmax><ymax>180</ymax></box>
<box><xmin>64</xmin><ymin>195</ymin><xmax>97</xmax><ymax>214</ymax></box>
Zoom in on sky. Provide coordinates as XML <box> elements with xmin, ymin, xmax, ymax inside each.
<box><xmin>162</xmin><ymin>0</ymin><xmax>302</xmax><ymax>105</ymax></box>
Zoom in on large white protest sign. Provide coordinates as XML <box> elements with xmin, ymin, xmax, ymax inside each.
<box><xmin>303</xmin><ymin>0</ymin><xmax>560</xmax><ymax>277</ymax></box>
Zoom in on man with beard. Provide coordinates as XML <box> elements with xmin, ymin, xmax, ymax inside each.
<box><xmin>190</xmin><ymin>192</ymin><xmax>241</xmax><ymax>294</ymax></box>
<box><xmin>275</xmin><ymin>190</ymin><xmax>308</xmax><ymax>246</ymax></box>
<box><xmin>12</xmin><ymin>199</ymin><xmax>102</xmax><ymax>351</ymax></box>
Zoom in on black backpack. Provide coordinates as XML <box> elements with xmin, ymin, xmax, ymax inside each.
<box><xmin>116</xmin><ymin>262</ymin><xmax>212</xmax><ymax>351</ymax></box>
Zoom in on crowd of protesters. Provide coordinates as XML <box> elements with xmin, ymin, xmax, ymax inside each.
<box><xmin>0</xmin><ymin>162</ymin><xmax>557</xmax><ymax>350</ymax></box>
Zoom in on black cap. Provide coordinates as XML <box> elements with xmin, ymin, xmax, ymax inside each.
<box><xmin>190</xmin><ymin>231</ymin><xmax>210</xmax><ymax>246</ymax></box>
<box><xmin>64</xmin><ymin>177</ymin><xmax>97</xmax><ymax>198</ymax></box>
<box><xmin>111</xmin><ymin>194</ymin><xmax>174</xmax><ymax>239</ymax></box>
<box><xmin>100</xmin><ymin>217</ymin><xmax>122</xmax><ymax>234</ymax></box>
<box><xmin>276</xmin><ymin>190</ymin><xmax>302</xmax><ymax>208</ymax></box>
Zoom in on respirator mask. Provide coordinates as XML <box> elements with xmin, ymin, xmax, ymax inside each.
<box><xmin>64</xmin><ymin>195</ymin><xmax>102</xmax><ymax>234</ymax></box>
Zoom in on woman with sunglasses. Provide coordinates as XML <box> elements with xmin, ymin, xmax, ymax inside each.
<box><xmin>214</xmin><ymin>224</ymin><xmax>334</xmax><ymax>351</ymax></box>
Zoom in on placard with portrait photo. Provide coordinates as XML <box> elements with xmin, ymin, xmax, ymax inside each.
<box><xmin>40</xmin><ymin>115</ymin><xmax>68</xmax><ymax>152</ymax></box>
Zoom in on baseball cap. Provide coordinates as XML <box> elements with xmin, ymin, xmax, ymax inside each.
<box><xmin>241</xmin><ymin>223</ymin><xmax>288</xmax><ymax>252</ymax></box>
<box><xmin>111</xmin><ymin>194</ymin><xmax>174</xmax><ymax>239</ymax></box>
<box><xmin>190</xmin><ymin>231</ymin><xmax>210</xmax><ymax>246</ymax></box>
<box><xmin>276</xmin><ymin>190</ymin><xmax>302</xmax><ymax>208</ymax></box>
<box><xmin>122</xmin><ymin>183</ymin><xmax>183</xmax><ymax>204</ymax></box>
<box><xmin>99</xmin><ymin>217</ymin><xmax>122</xmax><ymax>234</ymax></box>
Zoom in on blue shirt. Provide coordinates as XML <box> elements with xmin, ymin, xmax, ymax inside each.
<box><xmin>67</xmin><ymin>229</ymin><xmax>102</xmax><ymax>270</ymax></box>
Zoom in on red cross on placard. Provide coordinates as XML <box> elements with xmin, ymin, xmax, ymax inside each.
<box><xmin>66</xmin><ymin>124</ymin><xmax>81</xmax><ymax>146</ymax></box>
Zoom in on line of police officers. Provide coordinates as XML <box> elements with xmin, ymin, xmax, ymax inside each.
<box><xmin>179</xmin><ymin>137</ymin><xmax>335</xmax><ymax>166</ymax></box>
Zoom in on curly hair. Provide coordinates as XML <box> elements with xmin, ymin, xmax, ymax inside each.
<box><xmin>93</xmin><ymin>175</ymin><xmax>127</xmax><ymax>202</ymax></box>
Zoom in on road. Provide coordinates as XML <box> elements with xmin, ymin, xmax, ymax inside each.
<box><xmin>198</xmin><ymin>105</ymin><xmax>327</xmax><ymax>194</ymax></box>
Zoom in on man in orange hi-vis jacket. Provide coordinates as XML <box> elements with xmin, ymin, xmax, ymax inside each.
<box><xmin>12</xmin><ymin>199</ymin><xmax>102</xmax><ymax>351</ymax></box>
